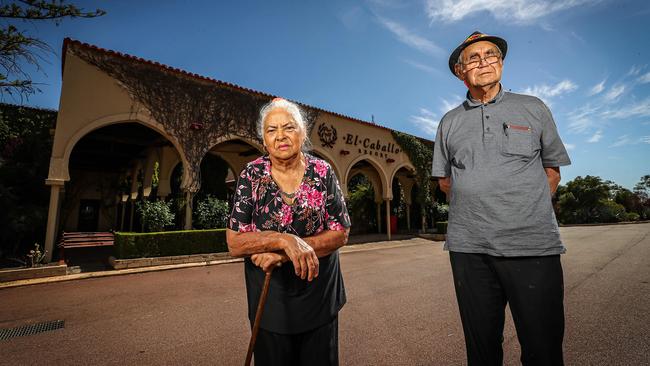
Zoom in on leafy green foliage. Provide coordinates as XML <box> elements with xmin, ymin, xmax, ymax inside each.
<box><xmin>433</xmin><ymin>202</ymin><xmax>449</xmax><ymax>222</ymax></box>
<box><xmin>346</xmin><ymin>175</ymin><xmax>377</xmax><ymax>234</ymax></box>
<box><xmin>0</xmin><ymin>1</ymin><xmax>105</xmax><ymax>98</ymax></box>
<box><xmin>391</xmin><ymin>131</ymin><xmax>433</xmax><ymax>212</ymax></box>
<box><xmin>0</xmin><ymin>103</ymin><xmax>55</xmax><ymax>260</ymax></box>
<box><xmin>556</xmin><ymin>175</ymin><xmax>649</xmax><ymax>224</ymax></box>
<box><xmin>136</xmin><ymin>199</ymin><xmax>174</xmax><ymax>232</ymax></box>
<box><xmin>113</xmin><ymin>229</ymin><xmax>228</xmax><ymax>259</ymax></box>
<box><xmin>194</xmin><ymin>195</ymin><xmax>229</xmax><ymax>229</ymax></box>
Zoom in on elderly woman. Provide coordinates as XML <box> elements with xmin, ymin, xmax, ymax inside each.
<box><xmin>226</xmin><ymin>97</ymin><xmax>350</xmax><ymax>365</ymax></box>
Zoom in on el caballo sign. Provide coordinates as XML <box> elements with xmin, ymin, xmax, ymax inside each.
<box><xmin>317</xmin><ymin>122</ymin><xmax>401</xmax><ymax>159</ymax></box>
<box><xmin>343</xmin><ymin>134</ymin><xmax>401</xmax><ymax>155</ymax></box>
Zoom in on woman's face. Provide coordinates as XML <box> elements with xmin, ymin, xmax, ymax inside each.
<box><xmin>263</xmin><ymin>108</ymin><xmax>304</xmax><ymax>159</ymax></box>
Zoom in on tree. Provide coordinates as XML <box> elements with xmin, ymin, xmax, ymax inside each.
<box><xmin>556</xmin><ymin>175</ymin><xmax>617</xmax><ymax>224</ymax></box>
<box><xmin>0</xmin><ymin>103</ymin><xmax>55</xmax><ymax>262</ymax></box>
<box><xmin>0</xmin><ymin>0</ymin><xmax>105</xmax><ymax>99</ymax></box>
<box><xmin>632</xmin><ymin>174</ymin><xmax>650</xmax><ymax>219</ymax></box>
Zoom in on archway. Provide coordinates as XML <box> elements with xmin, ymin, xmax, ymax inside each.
<box><xmin>345</xmin><ymin>159</ymin><xmax>385</xmax><ymax>236</ymax></box>
<box><xmin>189</xmin><ymin>139</ymin><xmax>263</xmax><ymax>229</ymax></box>
<box><xmin>62</xmin><ymin>122</ymin><xmax>181</xmax><ymax>235</ymax></box>
<box><xmin>391</xmin><ymin>166</ymin><xmax>416</xmax><ymax>232</ymax></box>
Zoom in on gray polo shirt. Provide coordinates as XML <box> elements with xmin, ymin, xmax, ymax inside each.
<box><xmin>431</xmin><ymin>87</ymin><xmax>571</xmax><ymax>256</ymax></box>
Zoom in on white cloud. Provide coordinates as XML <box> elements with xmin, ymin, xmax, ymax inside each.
<box><xmin>375</xmin><ymin>16</ymin><xmax>445</xmax><ymax>56</ymax></box>
<box><xmin>639</xmin><ymin>72</ymin><xmax>650</xmax><ymax>84</ymax></box>
<box><xmin>603</xmin><ymin>84</ymin><xmax>626</xmax><ymax>103</ymax></box>
<box><xmin>425</xmin><ymin>0</ymin><xmax>595</xmax><ymax>24</ymax></box>
<box><xmin>522</xmin><ymin>79</ymin><xmax>577</xmax><ymax>104</ymax></box>
<box><xmin>568</xmin><ymin>97</ymin><xmax>650</xmax><ymax>134</ymax></box>
<box><xmin>587</xmin><ymin>130</ymin><xmax>603</xmax><ymax>143</ymax></box>
<box><xmin>567</xmin><ymin>103</ymin><xmax>600</xmax><ymax>133</ymax></box>
<box><xmin>627</xmin><ymin>65</ymin><xmax>646</xmax><ymax>76</ymax></box>
<box><xmin>609</xmin><ymin>135</ymin><xmax>649</xmax><ymax>148</ymax></box>
<box><xmin>440</xmin><ymin>95</ymin><xmax>463</xmax><ymax>114</ymax></box>
<box><xmin>588</xmin><ymin>79</ymin><xmax>606</xmax><ymax>96</ymax></box>
<box><xmin>609</xmin><ymin>135</ymin><xmax>632</xmax><ymax>148</ymax></box>
<box><xmin>601</xmin><ymin>97</ymin><xmax>650</xmax><ymax>120</ymax></box>
<box><xmin>564</xmin><ymin>143</ymin><xmax>576</xmax><ymax>150</ymax></box>
<box><xmin>403</xmin><ymin>59</ymin><xmax>443</xmax><ymax>76</ymax></box>
<box><xmin>410</xmin><ymin>108</ymin><xmax>439</xmax><ymax>136</ymax></box>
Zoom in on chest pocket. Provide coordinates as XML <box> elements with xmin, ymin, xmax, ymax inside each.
<box><xmin>501</xmin><ymin>123</ymin><xmax>533</xmax><ymax>157</ymax></box>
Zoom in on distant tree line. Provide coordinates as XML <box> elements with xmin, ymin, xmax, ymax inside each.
<box><xmin>555</xmin><ymin>175</ymin><xmax>650</xmax><ymax>224</ymax></box>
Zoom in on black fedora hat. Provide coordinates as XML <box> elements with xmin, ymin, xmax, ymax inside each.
<box><xmin>448</xmin><ymin>31</ymin><xmax>507</xmax><ymax>76</ymax></box>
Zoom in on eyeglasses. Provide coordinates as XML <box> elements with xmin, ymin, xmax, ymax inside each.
<box><xmin>459</xmin><ymin>52</ymin><xmax>502</xmax><ymax>70</ymax></box>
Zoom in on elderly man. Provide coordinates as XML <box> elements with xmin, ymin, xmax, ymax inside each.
<box><xmin>432</xmin><ymin>31</ymin><xmax>571</xmax><ymax>365</ymax></box>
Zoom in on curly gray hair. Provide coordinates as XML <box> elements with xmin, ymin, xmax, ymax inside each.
<box><xmin>258</xmin><ymin>98</ymin><xmax>311</xmax><ymax>150</ymax></box>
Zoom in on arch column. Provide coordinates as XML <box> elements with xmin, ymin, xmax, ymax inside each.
<box><xmin>44</xmin><ymin>179</ymin><xmax>65</xmax><ymax>263</ymax></box>
<box><xmin>385</xmin><ymin>198</ymin><xmax>391</xmax><ymax>241</ymax></box>
<box><xmin>375</xmin><ymin>200</ymin><xmax>382</xmax><ymax>233</ymax></box>
<box><xmin>129</xmin><ymin>163</ymin><xmax>141</xmax><ymax>232</ymax></box>
<box><xmin>398</xmin><ymin>176</ymin><xmax>415</xmax><ymax>231</ymax></box>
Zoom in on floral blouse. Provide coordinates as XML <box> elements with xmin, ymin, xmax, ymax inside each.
<box><xmin>228</xmin><ymin>154</ymin><xmax>350</xmax><ymax>237</ymax></box>
<box><xmin>228</xmin><ymin>154</ymin><xmax>351</xmax><ymax>334</ymax></box>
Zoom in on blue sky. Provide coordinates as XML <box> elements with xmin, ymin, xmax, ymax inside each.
<box><xmin>7</xmin><ymin>0</ymin><xmax>650</xmax><ymax>189</ymax></box>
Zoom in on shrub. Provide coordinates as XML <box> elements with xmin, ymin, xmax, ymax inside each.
<box><xmin>136</xmin><ymin>199</ymin><xmax>174</xmax><ymax>232</ymax></box>
<box><xmin>435</xmin><ymin>221</ymin><xmax>448</xmax><ymax>234</ymax></box>
<box><xmin>594</xmin><ymin>200</ymin><xmax>626</xmax><ymax>223</ymax></box>
<box><xmin>113</xmin><ymin>229</ymin><xmax>228</xmax><ymax>259</ymax></box>
<box><xmin>434</xmin><ymin>202</ymin><xmax>449</xmax><ymax>222</ymax></box>
<box><xmin>625</xmin><ymin>212</ymin><xmax>640</xmax><ymax>221</ymax></box>
<box><xmin>195</xmin><ymin>195</ymin><xmax>229</xmax><ymax>229</ymax></box>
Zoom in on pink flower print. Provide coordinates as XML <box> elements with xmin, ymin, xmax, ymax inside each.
<box><xmin>306</xmin><ymin>188</ymin><xmax>324</xmax><ymax>208</ymax></box>
<box><xmin>281</xmin><ymin>204</ymin><xmax>293</xmax><ymax>226</ymax></box>
<box><xmin>239</xmin><ymin>222</ymin><xmax>258</xmax><ymax>233</ymax></box>
<box><xmin>313</xmin><ymin>158</ymin><xmax>328</xmax><ymax>178</ymax></box>
<box><xmin>328</xmin><ymin>221</ymin><xmax>345</xmax><ymax>231</ymax></box>
<box><xmin>263</xmin><ymin>159</ymin><xmax>272</xmax><ymax>175</ymax></box>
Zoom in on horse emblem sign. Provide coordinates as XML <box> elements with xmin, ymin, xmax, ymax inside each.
<box><xmin>318</xmin><ymin>123</ymin><xmax>337</xmax><ymax>148</ymax></box>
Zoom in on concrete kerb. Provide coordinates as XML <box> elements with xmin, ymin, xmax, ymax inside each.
<box><xmin>0</xmin><ymin>238</ymin><xmax>438</xmax><ymax>289</ymax></box>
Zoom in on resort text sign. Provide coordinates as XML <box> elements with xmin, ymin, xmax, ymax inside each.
<box><xmin>343</xmin><ymin>134</ymin><xmax>401</xmax><ymax>155</ymax></box>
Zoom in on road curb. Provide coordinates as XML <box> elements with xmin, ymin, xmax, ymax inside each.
<box><xmin>0</xmin><ymin>238</ymin><xmax>436</xmax><ymax>289</ymax></box>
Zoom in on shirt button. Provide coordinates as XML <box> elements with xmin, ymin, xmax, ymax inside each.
<box><xmin>486</xmin><ymin>115</ymin><xmax>490</xmax><ymax>119</ymax></box>
<box><xmin>486</xmin><ymin>127</ymin><xmax>490</xmax><ymax>132</ymax></box>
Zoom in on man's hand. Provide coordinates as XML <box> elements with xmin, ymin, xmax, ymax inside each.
<box><xmin>251</xmin><ymin>252</ymin><xmax>287</xmax><ymax>273</ymax></box>
<box><xmin>281</xmin><ymin>234</ymin><xmax>319</xmax><ymax>281</ymax></box>
<box><xmin>544</xmin><ymin>167</ymin><xmax>561</xmax><ymax>196</ymax></box>
<box><xmin>438</xmin><ymin>177</ymin><xmax>451</xmax><ymax>197</ymax></box>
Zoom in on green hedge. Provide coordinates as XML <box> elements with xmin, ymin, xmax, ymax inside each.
<box><xmin>114</xmin><ymin>229</ymin><xmax>228</xmax><ymax>259</ymax></box>
<box><xmin>435</xmin><ymin>221</ymin><xmax>448</xmax><ymax>234</ymax></box>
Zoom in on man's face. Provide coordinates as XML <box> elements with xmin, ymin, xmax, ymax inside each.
<box><xmin>454</xmin><ymin>40</ymin><xmax>503</xmax><ymax>88</ymax></box>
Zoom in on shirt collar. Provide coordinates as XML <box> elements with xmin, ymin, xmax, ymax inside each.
<box><xmin>465</xmin><ymin>84</ymin><xmax>505</xmax><ymax>108</ymax></box>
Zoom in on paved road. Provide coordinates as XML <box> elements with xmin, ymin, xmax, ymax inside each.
<box><xmin>1</xmin><ymin>223</ymin><xmax>648</xmax><ymax>365</ymax></box>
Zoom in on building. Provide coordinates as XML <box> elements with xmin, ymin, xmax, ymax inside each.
<box><xmin>43</xmin><ymin>39</ymin><xmax>437</xmax><ymax>262</ymax></box>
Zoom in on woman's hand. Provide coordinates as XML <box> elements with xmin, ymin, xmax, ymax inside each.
<box><xmin>281</xmin><ymin>234</ymin><xmax>319</xmax><ymax>281</ymax></box>
<box><xmin>251</xmin><ymin>252</ymin><xmax>287</xmax><ymax>273</ymax></box>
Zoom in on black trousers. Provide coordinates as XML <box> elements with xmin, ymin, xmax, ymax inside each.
<box><xmin>253</xmin><ymin>317</ymin><xmax>339</xmax><ymax>366</ymax></box>
<box><xmin>449</xmin><ymin>252</ymin><xmax>565</xmax><ymax>366</ymax></box>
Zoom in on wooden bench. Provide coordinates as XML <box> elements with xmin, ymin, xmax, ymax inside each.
<box><xmin>58</xmin><ymin>232</ymin><xmax>114</xmax><ymax>264</ymax></box>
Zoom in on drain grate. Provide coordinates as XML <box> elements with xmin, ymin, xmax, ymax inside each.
<box><xmin>0</xmin><ymin>320</ymin><xmax>65</xmax><ymax>341</ymax></box>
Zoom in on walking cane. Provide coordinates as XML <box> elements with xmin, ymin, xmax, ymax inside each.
<box><xmin>244</xmin><ymin>268</ymin><xmax>273</xmax><ymax>366</ymax></box>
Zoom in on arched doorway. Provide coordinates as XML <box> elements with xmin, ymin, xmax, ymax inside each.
<box><xmin>391</xmin><ymin>166</ymin><xmax>416</xmax><ymax>233</ymax></box>
<box><xmin>62</xmin><ymin>122</ymin><xmax>181</xmax><ymax>234</ymax></box>
<box><xmin>345</xmin><ymin>159</ymin><xmax>385</xmax><ymax>236</ymax></box>
<box><xmin>189</xmin><ymin>139</ymin><xmax>263</xmax><ymax>229</ymax></box>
